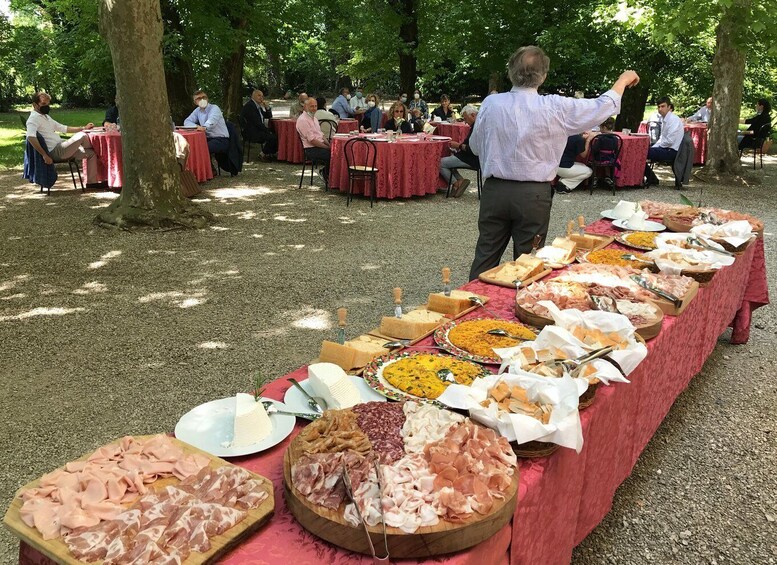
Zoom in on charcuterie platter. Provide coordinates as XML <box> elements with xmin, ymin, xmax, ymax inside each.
<box><xmin>283</xmin><ymin>402</ymin><xmax>518</xmax><ymax>557</ymax></box>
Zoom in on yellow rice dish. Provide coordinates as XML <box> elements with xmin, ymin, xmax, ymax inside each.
<box><xmin>448</xmin><ymin>319</ymin><xmax>536</xmax><ymax>358</ymax></box>
<box><xmin>382</xmin><ymin>354</ymin><xmax>484</xmax><ymax>399</ymax></box>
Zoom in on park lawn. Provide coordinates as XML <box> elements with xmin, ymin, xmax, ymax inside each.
<box><xmin>0</xmin><ymin>108</ymin><xmax>104</xmax><ymax>170</ymax></box>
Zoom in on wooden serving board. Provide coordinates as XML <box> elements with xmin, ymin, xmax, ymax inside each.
<box><xmin>367</xmin><ymin>293</ymin><xmax>491</xmax><ymax>345</ymax></box>
<box><xmin>514</xmin><ymin>302</ymin><xmax>664</xmax><ymax>340</ymax></box>
<box><xmin>646</xmin><ymin>279</ymin><xmax>699</xmax><ymax>316</ymax></box>
<box><xmin>3</xmin><ymin>436</ymin><xmax>274</xmax><ymax>565</ymax></box>
<box><xmin>478</xmin><ymin>264</ymin><xmax>552</xmax><ymax>289</ymax></box>
<box><xmin>283</xmin><ymin>433</ymin><xmax>517</xmax><ymax>557</ymax></box>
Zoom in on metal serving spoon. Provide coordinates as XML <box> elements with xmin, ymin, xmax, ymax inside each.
<box><xmin>621</xmin><ymin>253</ymin><xmax>654</xmax><ymax>265</ymax></box>
<box><xmin>381</xmin><ymin>340</ymin><xmax>445</xmax><ymax>350</ymax></box>
<box><xmin>261</xmin><ymin>400</ymin><xmax>320</xmax><ymax>421</ymax></box>
<box><xmin>468</xmin><ymin>295</ymin><xmax>500</xmax><ymax>318</ymax></box>
<box><xmin>436</xmin><ymin>369</ymin><xmax>457</xmax><ymax>384</ymax></box>
<box><xmin>486</xmin><ymin>328</ymin><xmax>530</xmax><ymax>340</ymax></box>
<box><xmin>288</xmin><ymin>377</ymin><xmax>328</xmax><ymax>414</ymax></box>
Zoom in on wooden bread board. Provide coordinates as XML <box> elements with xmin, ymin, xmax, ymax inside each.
<box><xmin>514</xmin><ymin>301</ymin><xmax>664</xmax><ymax>340</ymax></box>
<box><xmin>283</xmin><ymin>430</ymin><xmax>517</xmax><ymax>557</ymax></box>
<box><xmin>367</xmin><ymin>293</ymin><xmax>490</xmax><ymax>344</ymax></box>
<box><xmin>570</xmin><ymin>233</ymin><xmax>615</xmax><ymax>252</ymax></box>
<box><xmin>478</xmin><ymin>265</ymin><xmax>552</xmax><ymax>289</ymax></box>
<box><xmin>647</xmin><ymin>279</ymin><xmax>699</xmax><ymax>316</ymax></box>
<box><xmin>3</xmin><ymin>435</ymin><xmax>274</xmax><ymax>565</ymax></box>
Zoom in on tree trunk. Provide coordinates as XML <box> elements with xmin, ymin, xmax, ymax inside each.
<box><xmin>390</xmin><ymin>0</ymin><xmax>418</xmax><ymax>95</ymax></box>
<box><xmin>703</xmin><ymin>6</ymin><xmax>746</xmax><ymax>176</ymax></box>
<box><xmin>97</xmin><ymin>0</ymin><xmax>211</xmax><ymax>229</ymax></box>
<box><xmin>221</xmin><ymin>39</ymin><xmax>247</xmax><ymax>122</ymax></box>
<box><xmin>487</xmin><ymin>71</ymin><xmax>502</xmax><ymax>94</ymax></box>
<box><xmin>615</xmin><ymin>78</ymin><xmax>650</xmax><ymax>132</ymax></box>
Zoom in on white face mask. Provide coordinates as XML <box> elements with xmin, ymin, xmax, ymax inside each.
<box><xmin>346</xmin><ymin>94</ymin><xmax>351</xmax><ymax>100</ymax></box>
<box><xmin>414</xmin><ymin>93</ymin><xmax>420</xmax><ymax>100</ymax></box>
<box><xmin>400</xmin><ymin>96</ymin><xmax>407</xmax><ymax>103</ymax></box>
<box><xmin>306</xmin><ymin>111</ymin><xmax>315</xmax><ymax>118</ymax></box>
<box><xmin>198</xmin><ymin>99</ymin><xmax>208</xmax><ymax>109</ymax></box>
<box><xmin>367</xmin><ymin>100</ymin><xmax>376</xmax><ymax>108</ymax></box>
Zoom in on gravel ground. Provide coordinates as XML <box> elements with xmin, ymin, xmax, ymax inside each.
<box><xmin>0</xmin><ymin>156</ymin><xmax>774</xmax><ymax>564</ymax></box>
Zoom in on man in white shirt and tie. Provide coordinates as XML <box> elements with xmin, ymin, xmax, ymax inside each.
<box><xmin>644</xmin><ymin>97</ymin><xmax>684</xmax><ymax>186</ymax></box>
<box><xmin>467</xmin><ymin>45</ymin><xmax>640</xmax><ymax>280</ymax></box>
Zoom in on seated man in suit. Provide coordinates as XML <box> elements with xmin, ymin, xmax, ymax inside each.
<box><xmin>643</xmin><ymin>96</ymin><xmax>683</xmax><ymax>186</ymax></box>
<box><xmin>240</xmin><ymin>89</ymin><xmax>278</xmax><ymax>160</ymax></box>
<box><xmin>296</xmin><ymin>97</ymin><xmax>330</xmax><ymax>182</ymax></box>
<box><xmin>184</xmin><ymin>90</ymin><xmax>230</xmax><ymax>157</ymax></box>
<box><xmin>25</xmin><ymin>91</ymin><xmax>100</xmax><ymax>186</ymax></box>
<box><xmin>439</xmin><ymin>105</ymin><xmax>480</xmax><ymax>197</ymax></box>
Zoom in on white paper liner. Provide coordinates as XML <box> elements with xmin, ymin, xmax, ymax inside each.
<box><xmin>690</xmin><ymin>220</ymin><xmax>753</xmax><ymax>248</ymax></box>
<box><xmin>646</xmin><ymin>243</ymin><xmax>735</xmax><ymax>275</ymax></box>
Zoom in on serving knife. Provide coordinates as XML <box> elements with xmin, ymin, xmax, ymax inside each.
<box><xmin>442</xmin><ymin>267</ymin><xmax>451</xmax><ymax>297</ymax></box>
<box><xmin>630</xmin><ymin>274</ymin><xmax>682</xmax><ymax>307</ymax></box>
<box><xmin>393</xmin><ymin>287</ymin><xmax>403</xmax><ymax>318</ymax></box>
<box><xmin>336</xmin><ymin>307</ymin><xmax>347</xmax><ymax>345</ymax></box>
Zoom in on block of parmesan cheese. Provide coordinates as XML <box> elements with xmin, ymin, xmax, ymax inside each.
<box><xmin>319</xmin><ymin>335</ymin><xmax>387</xmax><ymax>370</ymax></box>
<box><xmin>510</xmin><ymin>254</ymin><xmax>546</xmax><ymax>281</ymax></box>
<box><xmin>427</xmin><ymin>289</ymin><xmax>476</xmax><ymax>316</ymax></box>
<box><xmin>307</xmin><ymin>362</ymin><xmax>361</xmax><ymax>409</ymax></box>
<box><xmin>379</xmin><ymin>308</ymin><xmax>447</xmax><ymax>340</ymax></box>
<box><xmin>569</xmin><ymin>233</ymin><xmax>603</xmax><ymax>250</ymax></box>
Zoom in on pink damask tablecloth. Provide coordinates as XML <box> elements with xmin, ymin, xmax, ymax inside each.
<box><xmin>17</xmin><ymin>218</ymin><xmax>768</xmax><ymax>565</ymax></box>
<box><xmin>612</xmin><ymin>132</ymin><xmax>650</xmax><ymax>187</ymax></box>
<box><xmin>86</xmin><ymin>130</ymin><xmax>213</xmax><ymax>187</ymax></box>
<box><xmin>272</xmin><ymin>119</ymin><xmax>303</xmax><ymax>164</ymax></box>
<box><xmin>637</xmin><ymin>121</ymin><xmax>707</xmax><ymax>165</ymax></box>
<box><xmin>432</xmin><ymin>122</ymin><xmax>470</xmax><ymax>144</ymax></box>
<box><xmin>329</xmin><ymin>134</ymin><xmax>450</xmax><ymax>199</ymax></box>
<box><xmin>337</xmin><ymin>119</ymin><xmax>359</xmax><ymax>134</ymax></box>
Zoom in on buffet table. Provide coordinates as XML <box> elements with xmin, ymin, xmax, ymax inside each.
<box><xmin>433</xmin><ymin>122</ymin><xmax>470</xmax><ymax>144</ymax></box>
<box><xmin>85</xmin><ymin>130</ymin><xmax>213</xmax><ymax>187</ymax></box>
<box><xmin>329</xmin><ymin>134</ymin><xmax>450</xmax><ymax>199</ymax></box>
<box><xmin>637</xmin><ymin>121</ymin><xmax>707</xmax><ymax>165</ymax></box>
<box><xmin>15</xmin><ymin>220</ymin><xmax>769</xmax><ymax>565</ymax></box>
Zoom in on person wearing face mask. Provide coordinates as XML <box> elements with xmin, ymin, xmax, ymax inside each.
<box><xmin>350</xmin><ymin>87</ymin><xmax>368</xmax><ymax>112</ymax></box>
<box><xmin>314</xmin><ymin>97</ymin><xmax>340</xmax><ymax>140</ymax></box>
<box><xmin>25</xmin><ymin>91</ymin><xmax>100</xmax><ymax>185</ymax></box>
<box><xmin>409</xmin><ymin>90</ymin><xmax>429</xmax><ymax>120</ymax></box>
<box><xmin>738</xmin><ymin>98</ymin><xmax>772</xmax><ymax>150</ymax></box>
<box><xmin>296</xmin><ymin>97</ymin><xmax>331</xmax><ymax>184</ymax></box>
<box><xmin>359</xmin><ymin>94</ymin><xmax>383</xmax><ymax>133</ymax></box>
<box><xmin>240</xmin><ymin>89</ymin><xmax>278</xmax><ymax>160</ymax></box>
<box><xmin>331</xmin><ymin>87</ymin><xmax>356</xmax><ymax>119</ymax></box>
<box><xmin>398</xmin><ymin>93</ymin><xmax>408</xmax><ymax>105</ymax></box>
<box><xmin>184</xmin><ymin>90</ymin><xmax>230</xmax><ymax>156</ymax></box>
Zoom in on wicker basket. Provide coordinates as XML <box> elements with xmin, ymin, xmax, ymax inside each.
<box><xmin>662</xmin><ymin>214</ymin><xmax>696</xmax><ymax>233</ymax></box>
<box><xmin>578</xmin><ymin>381</ymin><xmax>599</xmax><ymax>409</ymax></box>
<box><xmin>512</xmin><ymin>441</ymin><xmax>560</xmax><ymax>458</ymax></box>
<box><xmin>681</xmin><ymin>268</ymin><xmax>717</xmax><ymax>285</ymax></box>
<box><xmin>711</xmin><ymin>236</ymin><xmax>754</xmax><ymax>255</ymax></box>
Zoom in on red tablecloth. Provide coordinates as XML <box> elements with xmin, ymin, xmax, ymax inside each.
<box><xmin>613</xmin><ymin>132</ymin><xmax>650</xmax><ymax>187</ymax></box>
<box><xmin>338</xmin><ymin>119</ymin><xmax>359</xmax><ymax>134</ymax></box>
<box><xmin>637</xmin><ymin>121</ymin><xmax>707</xmax><ymax>165</ymax></box>
<box><xmin>272</xmin><ymin>119</ymin><xmax>303</xmax><ymax>164</ymax></box>
<box><xmin>86</xmin><ymin>130</ymin><xmax>213</xmax><ymax>187</ymax></box>
<box><xmin>433</xmin><ymin>122</ymin><xmax>470</xmax><ymax>144</ymax></box>
<box><xmin>16</xmin><ymin>218</ymin><xmax>769</xmax><ymax>565</ymax></box>
<box><xmin>329</xmin><ymin>134</ymin><xmax>450</xmax><ymax>199</ymax></box>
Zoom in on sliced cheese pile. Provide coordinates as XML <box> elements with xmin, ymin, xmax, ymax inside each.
<box><xmin>308</xmin><ymin>362</ymin><xmax>361</xmax><ymax>409</ymax></box>
<box><xmin>232</xmin><ymin>393</ymin><xmax>273</xmax><ymax>447</ymax></box>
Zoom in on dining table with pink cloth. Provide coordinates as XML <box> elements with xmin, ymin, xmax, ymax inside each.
<box><xmin>328</xmin><ymin>134</ymin><xmax>450</xmax><ymax>199</ymax></box>
<box><xmin>337</xmin><ymin>119</ymin><xmax>360</xmax><ymax>134</ymax></box>
<box><xmin>85</xmin><ymin>129</ymin><xmax>213</xmax><ymax>187</ymax></box>
<box><xmin>15</xmin><ymin>216</ymin><xmax>768</xmax><ymax>565</ymax></box>
<box><xmin>611</xmin><ymin>132</ymin><xmax>650</xmax><ymax>187</ymax></box>
<box><xmin>637</xmin><ymin>121</ymin><xmax>707</xmax><ymax>165</ymax></box>
<box><xmin>272</xmin><ymin>118</ymin><xmax>379</xmax><ymax>164</ymax></box>
<box><xmin>432</xmin><ymin>122</ymin><xmax>470</xmax><ymax>144</ymax></box>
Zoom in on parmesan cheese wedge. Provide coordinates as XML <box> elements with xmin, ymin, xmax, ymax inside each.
<box><xmin>379</xmin><ymin>308</ymin><xmax>446</xmax><ymax>340</ymax></box>
<box><xmin>319</xmin><ymin>335</ymin><xmax>387</xmax><ymax>370</ymax></box>
<box><xmin>427</xmin><ymin>289</ymin><xmax>476</xmax><ymax>316</ymax></box>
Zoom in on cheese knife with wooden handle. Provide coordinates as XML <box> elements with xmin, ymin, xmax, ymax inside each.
<box><xmin>336</xmin><ymin>307</ymin><xmax>347</xmax><ymax>345</ymax></box>
<box><xmin>442</xmin><ymin>267</ymin><xmax>451</xmax><ymax>297</ymax></box>
<box><xmin>393</xmin><ymin>287</ymin><xmax>403</xmax><ymax>318</ymax></box>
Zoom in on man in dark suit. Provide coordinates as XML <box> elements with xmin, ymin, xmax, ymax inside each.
<box><xmin>240</xmin><ymin>89</ymin><xmax>278</xmax><ymax>160</ymax></box>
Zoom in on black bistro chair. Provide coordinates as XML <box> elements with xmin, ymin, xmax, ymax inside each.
<box><xmin>238</xmin><ymin>115</ymin><xmax>253</xmax><ymax>163</ymax></box>
<box><xmin>586</xmin><ymin>133</ymin><xmax>622</xmax><ymax>194</ymax></box>
<box><xmin>445</xmin><ymin>166</ymin><xmax>482</xmax><ymax>200</ymax></box>
<box><xmin>296</xmin><ymin>131</ymin><xmax>328</xmax><ymax>190</ymax></box>
<box><xmin>22</xmin><ymin>133</ymin><xmax>84</xmax><ymax>194</ymax></box>
<box><xmin>343</xmin><ymin>137</ymin><xmax>378</xmax><ymax>207</ymax></box>
<box><xmin>739</xmin><ymin>122</ymin><xmax>772</xmax><ymax>170</ymax></box>
<box><xmin>318</xmin><ymin>119</ymin><xmax>339</xmax><ymax>144</ymax></box>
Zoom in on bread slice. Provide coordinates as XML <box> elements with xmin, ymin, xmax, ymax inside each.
<box><xmin>379</xmin><ymin>308</ymin><xmax>447</xmax><ymax>340</ymax></box>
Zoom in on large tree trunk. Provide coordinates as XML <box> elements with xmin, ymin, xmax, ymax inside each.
<box><xmin>487</xmin><ymin>71</ymin><xmax>503</xmax><ymax>94</ymax></box>
<box><xmin>97</xmin><ymin>0</ymin><xmax>211</xmax><ymax>229</ymax></box>
<box><xmin>390</xmin><ymin>0</ymin><xmax>418</xmax><ymax>95</ymax></box>
<box><xmin>221</xmin><ymin>39</ymin><xmax>247</xmax><ymax>122</ymax></box>
<box><xmin>703</xmin><ymin>6</ymin><xmax>747</xmax><ymax>176</ymax></box>
<box><xmin>615</xmin><ymin>78</ymin><xmax>650</xmax><ymax>132</ymax></box>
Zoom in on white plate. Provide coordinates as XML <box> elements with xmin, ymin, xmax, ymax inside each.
<box><xmin>601</xmin><ymin>209</ymin><xmax>629</xmax><ymax>221</ymax></box>
<box><xmin>175</xmin><ymin>397</ymin><xmax>295</xmax><ymax>458</ymax></box>
<box><xmin>431</xmin><ymin>136</ymin><xmax>451</xmax><ymax>141</ymax></box>
<box><xmin>177</xmin><ymin>126</ymin><xmax>198</xmax><ymax>130</ymax></box>
<box><xmin>283</xmin><ymin>375</ymin><xmax>385</xmax><ymax>413</ymax></box>
<box><xmin>612</xmin><ymin>219</ymin><xmax>666</xmax><ymax>232</ymax></box>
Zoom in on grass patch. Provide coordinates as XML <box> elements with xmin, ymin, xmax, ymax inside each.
<box><xmin>0</xmin><ymin>108</ymin><xmax>104</xmax><ymax>170</ymax></box>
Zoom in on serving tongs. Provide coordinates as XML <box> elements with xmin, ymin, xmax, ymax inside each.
<box><xmin>547</xmin><ymin>345</ymin><xmax>627</xmax><ymax>378</ymax></box>
<box><xmin>341</xmin><ymin>461</ymin><xmax>390</xmax><ymax>564</ymax></box>
<box><xmin>686</xmin><ymin>236</ymin><xmax>735</xmax><ymax>257</ymax></box>
<box><xmin>630</xmin><ymin>274</ymin><xmax>682</xmax><ymax>308</ymax></box>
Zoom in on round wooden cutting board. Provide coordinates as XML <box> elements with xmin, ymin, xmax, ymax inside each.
<box><xmin>282</xmin><ymin>422</ymin><xmax>518</xmax><ymax>558</ymax></box>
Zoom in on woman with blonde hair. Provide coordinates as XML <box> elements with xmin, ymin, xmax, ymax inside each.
<box><xmin>385</xmin><ymin>102</ymin><xmax>413</xmax><ymax>134</ymax></box>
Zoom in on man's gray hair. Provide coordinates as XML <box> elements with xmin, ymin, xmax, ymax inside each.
<box><xmin>507</xmin><ymin>46</ymin><xmax>550</xmax><ymax>88</ymax></box>
<box><xmin>461</xmin><ymin>105</ymin><xmax>478</xmax><ymax>116</ymax></box>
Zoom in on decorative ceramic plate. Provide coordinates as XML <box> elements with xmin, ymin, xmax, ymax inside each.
<box><xmin>615</xmin><ymin>231</ymin><xmax>659</xmax><ymax>251</ymax></box>
<box><xmin>362</xmin><ymin>351</ymin><xmax>491</xmax><ymax>404</ymax></box>
<box><xmin>433</xmin><ymin>317</ymin><xmax>538</xmax><ymax>365</ymax></box>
